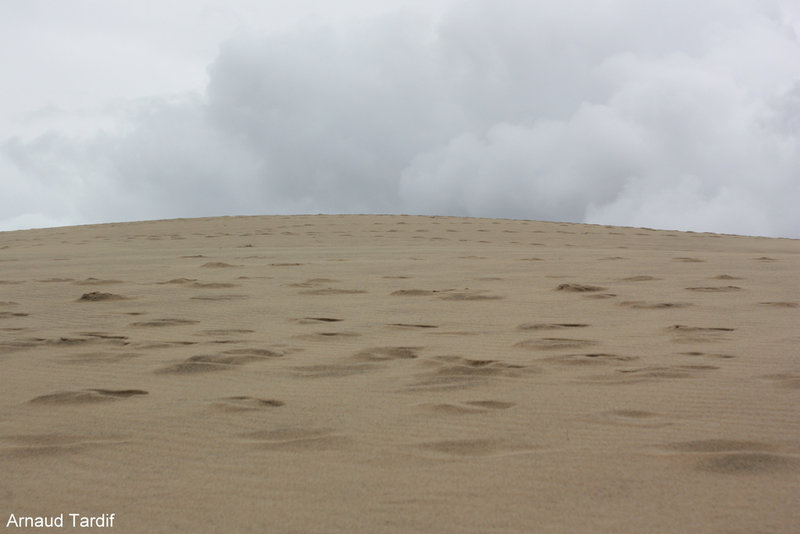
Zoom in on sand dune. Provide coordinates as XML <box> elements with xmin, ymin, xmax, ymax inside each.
<box><xmin>0</xmin><ymin>215</ymin><xmax>798</xmax><ymax>533</ymax></box>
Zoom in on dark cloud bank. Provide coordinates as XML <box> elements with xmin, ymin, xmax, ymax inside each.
<box><xmin>3</xmin><ymin>0</ymin><xmax>799</xmax><ymax>237</ymax></box>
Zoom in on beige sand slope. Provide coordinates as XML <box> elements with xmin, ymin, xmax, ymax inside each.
<box><xmin>1</xmin><ymin>215</ymin><xmax>798</xmax><ymax>533</ymax></box>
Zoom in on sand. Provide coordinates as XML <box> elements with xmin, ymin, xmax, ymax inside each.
<box><xmin>0</xmin><ymin>214</ymin><xmax>798</xmax><ymax>533</ymax></box>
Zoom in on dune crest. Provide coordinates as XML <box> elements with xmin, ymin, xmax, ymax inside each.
<box><xmin>1</xmin><ymin>215</ymin><xmax>798</xmax><ymax>533</ymax></box>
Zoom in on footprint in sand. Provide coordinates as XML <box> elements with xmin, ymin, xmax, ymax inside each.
<box><xmin>426</xmin><ymin>356</ymin><xmax>526</xmax><ymax>376</ymax></box>
<box><xmin>517</xmin><ymin>323</ymin><xmax>589</xmax><ymax>331</ymax></box>
<box><xmin>157</xmin><ymin>278</ymin><xmax>198</xmax><ymax>285</ymax></box>
<box><xmin>0</xmin><ymin>337</ymin><xmax>48</xmax><ymax>353</ymax></box>
<box><xmin>584</xmin><ymin>293</ymin><xmax>617</xmax><ymax>299</ymax></box>
<box><xmin>157</xmin><ymin>352</ymin><xmax>280</xmax><ymax>374</ymax></box>
<box><xmin>133</xmin><ymin>340</ymin><xmax>197</xmax><ymax>349</ymax></box>
<box><xmin>0</xmin><ymin>312</ymin><xmax>29</xmax><ymax>318</ymax></box>
<box><xmin>211</xmin><ymin>396</ymin><xmax>285</xmax><ymax>412</ymax></box>
<box><xmin>685</xmin><ymin>286</ymin><xmax>742</xmax><ymax>292</ymax></box>
<box><xmin>391</xmin><ymin>289</ymin><xmax>437</xmax><ymax>296</ymax></box>
<box><xmin>289</xmin><ymin>278</ymin><xmax>364</xmax><ymax>295</ymax></box>
<box><xmin>289</xmin><ymin>278</ymin><xmax>340</xmax><ymax>288</ymax></box>
<box><xmin>679</xmin><ymin>351</ymin><xmax>736</xmax><ymax>360</ymax></box>
<box><xmin>223</xmin><ymin>348</ymin><xmax>285</xmax><ymax>358</ymax></box>
<box><xmin>291</xmin><ymin>363</ymin><xmax>378</xmax><ymax>378</ymax></box>
<box><xmin>131</xmin><ymin>318</ymin><xmax>200</xmax><ymax>327</ymax></box>
<box><xmin>294</xmin><ymin>331</ymin><xmax>361</xmax><ymax>342</ymax></box>
<box><xmin>239</xmin><ymin>428</ymin><xmax>351</xmax><ymax>451</ymax></box>
<box><xmin>0</xmin><ymin>433</ymin><xmax>129</xmax><ymax>458</ymax></box>
<box><xmin>759</xmin><ymin>301</ymin><xmax>798</xmax><ymax>308</ymax></box>
<box><xmin>353</xmin><ymin>347</ymin><xmax>421</xmax><ymax>361</ymax></box>
<box><xmin>44</xmin><ymin>336</ymin><xmax>102</xmax><ymax>348</ymax></box>
<box><xmin>73</xmin><ymin>278</ymin><xmax>123</xmax><ymax>286</ymax></box>
<box><xmin>62</xmin><ymin>351</ymin><xmax>142</xmax><ymax>364</ymax></box>
<box><xmin>618</xmin><ymin>301</ymin><xmax>691</xmax><ymax>309</ymax></box>
<box><xmin>294</xmin><ymin>317</ymin><xmax>344</xmax><ymax>324</ymax></box>
<box><xmin>540</xmin><ymin>353</ymin><xmax>639</xmax><ymax>366</ymax></box>
<box><xmin>77</xmin><ymin>292</ymin><xmax>128</xmax><ymax>302</ymax></box>
<box><xmin>713</xmin><ymin>274</ymin><xmax>743</xmax><ymax>280</ymax></box>
<box><xmin>77</xmin><ymin>332</ymin><xmax>129</xmax><ymax>342</ymax></box>
<box><xmin>464</xmin><ymin>400</ymin><xmax>516</xmax><ymax>410</ymax></box>
<box><xmin>696</xmin><ymin>453</ymin><xmax>800</xmax><ymax>474</ymax></box>
<box><xmin>759</xmin><ymin>373</ymin><xmax>800</xmax><ymax>389</ymax></box>
<box><xmin>664</xmin><ymin>439</ymin><xmax>776</xmax><ymax>453</ymax></box>
<box><xmin>555</xmin><ymin>283</ymin><xmax>608</xmax><ymax>293</ymax></box>
<box><xmin>420</xmin><ymin>403</ymin><xmax>487</xmax><ymax>415</ymax></box>
<box><xmin>668</xmin><ymin>325</ymin><xmax>735</xmax><ymax>343</ymax></box>
<box><xmin>201</xmin><ymin>262</ymin><xmax>241</xmax><ymax>268</ymax></box>
<box><xmin>514</xmin><ymin>338</ymin><xmax>598</xmax><ymax>350</ymax></box>
<box><xmin>196</xmin><ymin>329</ymin><xmax>255</xmax><ymax>337</ymax></box>
<box><xmin>412</xmin><ymin>438</ymin><xmax>535</xmax><ymax>458</ymax></box>
<box><xmin>438</xmin><ymin>290</ymin><xmax>503</xmax><ymax>301</ymax></box>
<box><xmin>190</xmin><ymin>294</ymin><xmax>248</xmax><ymax>301</ymax></box>
<box><xmin>583</xmin><ymin>365</ymin><xmax>719</xmax><ymax>384</ymax></box>
<box><xmin>299</xmin><ymin>288</ymin><xmax>367</xmax><ymax>295</ymax></box>
<box><xmin>657</xmin><ymin>439</ymin><xmax>800</xmax><ymax>475</ymax></box>
<box><xmin>419</xmin><ymin>400</ymin><xmax>516</xmax><ymax>415</ymax></box>
<box><xmin>585</xmin><ymin>409</ymin><xmax>673</xmax><ymax>428</ymax></box>
<box><xmin>406</xmin><ymin>357</ymin><xmax>530</xmax><ymax>391</ymax></box>
<box><xmin>617</xmin><ymin>275</ymin><xmax>662</xmax><ymax>282</ymax></box>
<box><xmin>192</xmin><ymin>282</ymin><xmax>239</xmax><ymax>288</ymax></box>
<box><xmin>28</xmin><ymin>389</ymin><xmax>148</xmax><ymax>405</ymax></box>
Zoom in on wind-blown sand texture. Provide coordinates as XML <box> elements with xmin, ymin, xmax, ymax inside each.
<box><xmin>1</xmin><ymin>215</ymin><xmax>798</xmax><ymax>533</ymax></box>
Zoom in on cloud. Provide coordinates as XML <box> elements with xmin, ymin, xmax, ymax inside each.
<box><xmin>2</xmin><ymin>0</ymin><xmax>798</xmax><ymax>237</ymax></box>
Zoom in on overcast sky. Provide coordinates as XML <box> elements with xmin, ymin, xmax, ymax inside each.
<box><xmin>1</xmin><ymin>0</ymin><xmax>798</xmax><ymax>237</ymax></box>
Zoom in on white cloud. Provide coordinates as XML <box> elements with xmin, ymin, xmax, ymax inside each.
<box><xmin>1</xmin><ymin>0</ymin><xmax>798</xmax><ymax>237</ymax></box>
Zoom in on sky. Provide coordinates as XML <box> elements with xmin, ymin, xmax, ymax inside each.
<box><xmin>1</xmin><ymin>0</ymin><xmax>798</xmax><ymax>237</ymax></box>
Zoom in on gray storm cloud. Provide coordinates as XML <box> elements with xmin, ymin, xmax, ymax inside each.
<box><xmin>2</xmin><ymin>0</ymin><xmax>798</xmax><ymax>237</ymax></box>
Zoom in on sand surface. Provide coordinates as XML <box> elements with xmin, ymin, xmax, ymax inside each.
<box><xmin>1</xmin><ymin>214</ymin><xmax>798</xmax><ymax>533</ymax></box>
